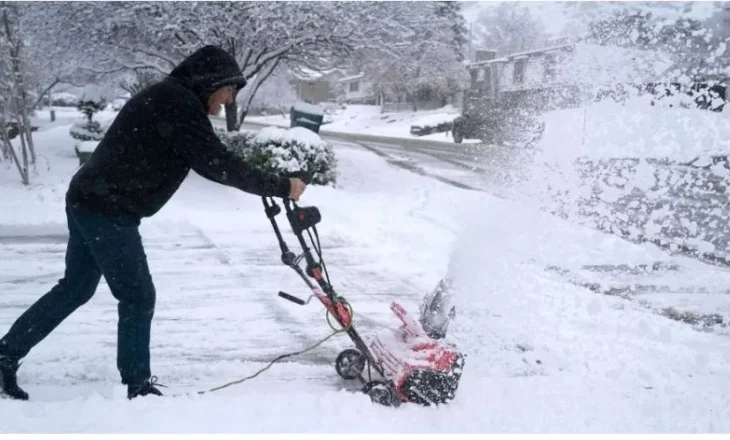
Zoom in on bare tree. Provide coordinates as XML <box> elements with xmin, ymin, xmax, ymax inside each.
<box><xmin>0</xmin><ymin>3</ymin><xmax>32</xmax><ymax>183</ymax></box>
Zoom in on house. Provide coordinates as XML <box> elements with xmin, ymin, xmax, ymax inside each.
<box><xmin>293</xmin><ymin>68</ymin><xmax>346</xmax><ymax>104</ymax></box>
<box><xmin>452</xmin><ymin>42</ymin><xmax>674</xmax><ymax>143</ymax></box>
<box><xmin>336</xmin><ymin>72</ymin><xmax>461</xmax><ymax>112</ymax></box>
<box><xmin>465</xmin><ymin>42</ymin><xmax>673</xmax><ymax>112</ymax></box>
<box><xmin>337</xmin><ymin>73</ymin><xmax>378</xmax><ymax>105</ymax></box>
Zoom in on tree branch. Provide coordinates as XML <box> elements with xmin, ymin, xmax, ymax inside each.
<box><xmin>243</xmin><ymin>36</ymin><xmax>314</xmax><ymax>79</ymax></box>
<box><xmin>115</xmin><ymin>43</ymin><xmax>179</xmax><ymax>69</ymax></box>
<box><xmin>240</xmin><ymin>47</ymin><xmax>254</xmax><ymax>70</ymax></box>
<box><xmin>238</xmin><ymin>58</ymin><xmax>281</xmax><ymax>127</ymax></box>
<box><xmin>31</xmin><ymin>77</ymin><xmax>60</xmax><ymax>109</ymax></box>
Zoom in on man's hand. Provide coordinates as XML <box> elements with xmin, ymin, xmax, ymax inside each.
<box><xmin>289</xmin><ymin>178</ymin><xmax>307</xmax><ymax>201</ymax></box>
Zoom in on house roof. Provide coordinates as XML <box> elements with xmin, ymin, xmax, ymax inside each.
<box><xmin>468</xmin><ymin>44</ymin><xmax>573</xmax><ymax>68</ymax></box>
<box><xmin>338</xmin><ymin>73</ymin><xmax>364</xmax><ymax>83</ymax></box>
<box><xmin>292</xmin><ymin>67</ymin><xmax>346</xmax><ymax>81</ymax></box>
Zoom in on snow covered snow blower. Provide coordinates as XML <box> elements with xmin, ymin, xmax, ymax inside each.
<box><xmin>261</xmin><ymin>193</ymin><xmax>465</xmax><ymax>407</ymax></box>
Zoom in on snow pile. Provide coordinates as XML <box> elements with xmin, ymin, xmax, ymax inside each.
<box><xmin>217</xmin><ymin>126</ymin><xmax>338</xmax><ymax>185</ymax></box>
<box><xmin>441</xmin><ymin>197</ymin><xmax>730</xmax><ymax>434</ymax></box>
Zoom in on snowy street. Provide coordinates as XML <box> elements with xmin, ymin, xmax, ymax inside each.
<box><xmin>1</xmin><ymin>121</ymin><xmax>730</xmax><ymax>432</ymax></box>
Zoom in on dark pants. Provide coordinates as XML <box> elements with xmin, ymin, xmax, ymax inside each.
<box><xmin>0</xmin><ymin>203</ymin><xmax>155</xmax><ymax>386</ymax></box>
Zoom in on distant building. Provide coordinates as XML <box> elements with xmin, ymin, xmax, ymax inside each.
<box><xmin>465</xmin><ymin>42</ymin><xmax>673</xmax><ymax>113</ymax></box>
<box><xmin>293</xmin><ymin>68</ymin><xmax>346</xmax><ymax>104</ymax></box>
<box><xmin>337</xmin><ymin>73</ymin><xmax>377</xmax><ymax>105</ymax></box>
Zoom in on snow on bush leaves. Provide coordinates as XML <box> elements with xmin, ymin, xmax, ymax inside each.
<box><xmin>69</xmin><ymin>120</ymin><xmax>106</xmax><ymax>142</ymax></box>
<box><xmin>217</xmin><ymin>126</ymin><xmax>338</xmax><ymax>186</ymax></box>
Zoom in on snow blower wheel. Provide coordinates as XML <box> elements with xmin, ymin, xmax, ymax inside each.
<box><xmin>335</xmin><ymin>349</ymin><xmax>366</xmax><ymax>380</ymax></box>
<box><xmin>363</xmin><ymin>381</ymin><xmax>401</xmax><ymax>407</ymax></box>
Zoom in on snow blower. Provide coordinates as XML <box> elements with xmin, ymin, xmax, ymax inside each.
<box><xmin>261</xmin><ymin>192</ymin><xmax>465</xmax><ymax>407</ymax></box>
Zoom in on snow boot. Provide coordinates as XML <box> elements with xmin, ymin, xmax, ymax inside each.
<box><xmin>127</xmin><ymin>376</ymin><xmax>165</xmax><ymax>399</ymax></box>
<box><xmin>0</xmin><ymin>355</ymin><xmax>29</xmax><ymax>400</ymax></box>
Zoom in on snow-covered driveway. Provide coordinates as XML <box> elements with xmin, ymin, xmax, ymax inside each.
<box><xmin>1</xmin><ymin>130</ymin><xmax>730</xmax><ymax>433</ymax></box>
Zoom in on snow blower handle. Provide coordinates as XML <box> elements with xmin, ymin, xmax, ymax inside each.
<box><xmin>278</xmin><ymin>291</ymin><xmax>307</xmax><ymax>305</ymax></box>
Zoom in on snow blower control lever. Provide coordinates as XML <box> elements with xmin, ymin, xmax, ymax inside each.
<box><xmin>262</xmin><ymin>194</ymin><xmax>353</xmax><ymax>328</ymax></box>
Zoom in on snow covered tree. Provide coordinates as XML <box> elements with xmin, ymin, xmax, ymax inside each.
<box><xmin>362</xmin><ymin>1</ymin><xmax>470</xmax><ymax>110</ymax></box>
<box><xmin>69</xmin><ymin>98</ymin><xmax>106</xmax><ymax>143</ymax></box>
<box><xmin>49</xmin><ymin>2</ymin><xmax>365</xmax><ymax>130</ymax></box>
<box><xmin>584</xmin><ymin>9</ymin><xmax>656</xmax><ymax>49</ymax></box>
<box><xmin>119</xmin><ymin>69</ymin><xmax>162</xmax><ymax>97</ymax></box>
<box><xmin>247</xmin><ymin>69</ymin><xmax>298</xmax><ymax>115</ymax></box>
<box><xmin>7</xmin><ymin>3</ymin><xmax>91</xmax><ymax>112</ymax></box>
<box><xmin>0</xmin><ymin>2</ymin><xmax>33</xmax><ymax>184</ymax></box>
<box><xmin>472</xmin><ymin>2</ymin><xmax>547</xmax><ymax>56</ymax></box>
<box><xmin>584</xmin><ymin>6</ymin><xmax>728</xmax><ymax>103</ymax></box>
<box><xmin>76</xmin><ymin>98</ymin><xmax>106</xmax><ymax>123</ymax></box>
<box><xmin>436</xmin><ymin>1</ymin><xmax>469</xmax><ymax>62</ymax></box>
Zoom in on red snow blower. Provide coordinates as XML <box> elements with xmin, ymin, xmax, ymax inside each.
<box><xmin>261</xmin><ymin>190</ymin><xmax>465</xmax><ymax>407</ymax></box>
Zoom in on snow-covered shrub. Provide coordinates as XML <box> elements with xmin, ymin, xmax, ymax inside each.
<box><xmin>70</xmin><ymin>98</ymin><xmax>108</xmax><ymax>143</ymax></box>
<box><xmin>217</xmin><ymin>126</ymin><xmax>338</xmax><ymax>186</ymax></box>
<box><xmin>70</xmin><ymin>120</ymin><xmax>105</xmax><ymax>142</ymax></box>
<box><xmin>77</xmin><ymin>98</ymin><xmax>106</xmax><ymax>122</ymax></box>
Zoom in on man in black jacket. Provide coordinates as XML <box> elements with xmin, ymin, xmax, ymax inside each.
<box><xmin>0</xmin><ymin>45</ymin><xmax>307</xmax><ymax>400</ymax></box>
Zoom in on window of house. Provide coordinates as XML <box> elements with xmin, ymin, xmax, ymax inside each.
<box><xmin>349</xmin><ymin>81</ymin><xmax>359</xmax><ymax>93</ymax></box>
<box><xmin>544</xmin><ymin>54</ymin><xmax>556</xmax><ymax>81</ymax></box>
<box><xmin>483</xmin><ymin>67</ymin><xmax>491</xmax><ymax>86</ymax></box>
<box><xmin>480</xmin><ymin>67</ymin><xmax>492</xmax><ymax>96</ymax></box>
<box><xmin>513</xmin><ymin>58</ymin><xmax>526</xmax><ymax>84</ymax></box>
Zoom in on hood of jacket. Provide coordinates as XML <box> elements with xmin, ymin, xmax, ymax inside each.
<box><xmin>168</xmin><ymin>45</ymin><xmax>247</xmax><ymax>109</ymax></box>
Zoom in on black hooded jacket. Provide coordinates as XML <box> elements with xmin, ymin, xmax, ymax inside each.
<box><xmin>66</xmin><ymin>45</ymin><xmax>291</xmax><ymax>220</ymax></box>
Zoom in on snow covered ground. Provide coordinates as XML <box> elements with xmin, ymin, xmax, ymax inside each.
<box><xmin>1</xmin><ymin>115</ymin><xmax>730</xmax><ymax>433</ymax></box>
<box><xmin>246</xmin><ymin>104</ymin><xmax>479</xmax><ymax>144</ymax></box>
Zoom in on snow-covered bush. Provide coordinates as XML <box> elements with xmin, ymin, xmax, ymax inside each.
<box><xmin>70</xmin><ymin>98</ymin><xmax>108</xmax><ymax>142</ymax></box>
<box><xmin>217</xmin><ymin>126</ymin><xmax>338</xmax><ymax>186</ymax></box>
<box><xmin>77</xmin><ymin>98</ymin><xmax>106</xmax><ymax>122</ymax></box>
<box><xmin>70</xmin><ymin>120</ymin><xmax>105</xmax><ymax>142</ymax></box>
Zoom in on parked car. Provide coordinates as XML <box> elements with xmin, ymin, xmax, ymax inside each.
<box><xmin>451</xmin><ymin>111</ymin><xmax>500</xmax><ymax>144</ymax></box>
<box><xmin>452</xmin><ymin>106</ymin><xmax>544</xmax><ymax>147</ymax></box>
<box><xmin>3</xmin><ymin>121</ymin><xmax>39</xmax><ymax>140</ymax></box>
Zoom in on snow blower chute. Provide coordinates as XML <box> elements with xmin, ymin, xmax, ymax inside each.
<box><xmin>261</xmin><ymin>191</ymin><xmax>465</xmax><ymax>407</ymax></box>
